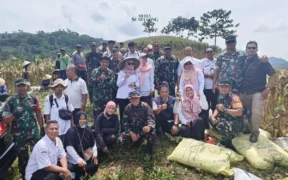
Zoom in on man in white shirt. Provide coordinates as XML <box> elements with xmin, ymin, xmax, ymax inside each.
<box><xmin>64</xmin><ymin>65</ymin><xmax>88</xmax><ymax>123</ymax></box>
<box><xmin>25</xmin><ymin>120</ymin><xmax>71</xmax><ymax>180</ymax></box>
<box><xmin>103</xmin><ymin>40</ymin><xmax>116</xmax><ymax>58</ymax></box>
<box><xmin>123</xmin><ymin>41</ymin><xmax>139</xmax><ymax>59</ymax></box>
<box><xmin>201</xmin><ymin>48</ymin><xmax>217</xmax><ymax>128</ymax></box>
<box><xmin>177</xmin><ymin>47</ymin><xmax>203</xmax><ymax>92</ymax></box>
<box><xmin>44</xmin><ymin>79</ymin><xmax>74</xmax><ymax>138</ymax></box>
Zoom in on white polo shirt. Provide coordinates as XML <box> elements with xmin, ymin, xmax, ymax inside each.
<box><xmin>123</xmin><ymin>51</ymin><xmax>139</xmax><ymax>59</ymax></box>
<box><xmin>25</xmin><ymin>135</ymin><xmax>66</xmax><ymax>180</ymax></box>
<box><xmin>201</xmin><ymin>58</ymin><xmax>216</xmax><ymax>90</ymax></box>
<box><xmin>44</xmin><ymin>94</ymin><xmax>74</xmax><ymax>135</ymax></box>
<box><xmin>64</xmin><ymin>77</ymin><xmax>88</xmax><ymax>109</ymax></box>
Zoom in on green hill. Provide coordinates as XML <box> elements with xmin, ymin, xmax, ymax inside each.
<box><xmin>0</xmin><ymin>30</ymin><xmax>103</xmax><ymax>61</ymax></box>
<box><xmin>125</xmin><ymin>36</ymin><xmax>221</xmax><ymax>59</ymax></box>
<box><xmin>269</xmin><ymin>57</ymin><xmax>288</xmax><ymax>68</ymax></box>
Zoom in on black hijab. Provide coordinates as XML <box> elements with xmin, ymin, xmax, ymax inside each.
<box><xmin>65</xmin><ymin>111</ymin><xmax>95</xmax><ymax>157</ymax></box>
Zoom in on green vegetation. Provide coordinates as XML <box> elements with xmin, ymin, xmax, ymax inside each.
<box><xmin>0</xmin><ymin>29</ymin><xmax>103</xmax><ymax>60</ymax></box>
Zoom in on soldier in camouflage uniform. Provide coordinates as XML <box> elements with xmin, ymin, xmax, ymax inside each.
<box><xmin>90</xmin><ymin>56</ymin><xmax>116</xmax><ymax>118</ymax></box>
<box><xmin>85</xmin><ymin>42</ymin><xmax>103</xmax><ymax>103</ymax></box>
<box><xmin>118</xmin><ymin>91</ymin><xmax>156</xmax><ymax>155</ymax></box>
<box><xmin>2</xmin><ymin>78</ymin><xmax>44</xmax><ymax>179</ymax></box>
<box><xmin>154</xmin><ymin>44</ymin><xmax>179</xmax><ymax>97</ymax></box>
<box><xmin>109</xmin><ymin>48</ymin><xmax>121</xmax><ymax>102</ymax></box>
<box><xmin>209</xmin><ymin>80</ymin><xmax>243</xmax><ymax>147</ymax></box>
<box><xmin>149</xmin><ymin>42</ymin><xmax>162</xmax><ymax>63</ymax></box>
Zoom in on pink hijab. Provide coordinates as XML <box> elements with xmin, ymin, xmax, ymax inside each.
<box><xmin>103</xmin><ymin>101</ymin><xmax>116</xmax><ymax>119</ymax></box>
<box><xmin>182</xmin><ymin>84</ymin><xmax>201</xmax><ymax>120</ymax></box>
<box><xmin>181</xmin><ymin>58</ymin><xmax>201</xmax><ymax>87</ymax></box>
<box><xmin>137</xmin><ymin>58</ymin><xmax>152</xmax><ymax>87</ymax></box>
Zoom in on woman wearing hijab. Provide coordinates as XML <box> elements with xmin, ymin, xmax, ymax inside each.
<box><xmin>137</xmin><ymin>53</ymin><xmax>154</xmax><ymax>107</ymax></box>
<box><xmin>93</xmin><ymin>101</ymin><xmax>119</xmax><ymax>153</ymax></box>
<box><xmin>179</xmin><ymin>58</ymin><xmax>204</xmax><ymax>96</ymax></box>
<box><xmin>116</xmin><ymin>57</ymin><xmax>140</xmax><ymax>129</ymax></box>
<box><xmin>175</xmin><ymin>84</ymin><xmax>205</xmax><ymax>140</ymax></box>
<box><xmin>65</xmin><ymin>111</ymin><xmax>98</xmax><ymax>180</ymax></box>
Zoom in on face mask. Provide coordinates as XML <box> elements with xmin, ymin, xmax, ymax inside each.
<box><xmin>105</xmin><ymin>112</ymin><xmax>113</xmax><ymax>117</ymax></box>
<box><xmin>80</xmin><ymin>125</ymin><xmax>86</xmax><ymax>128</ymax></box>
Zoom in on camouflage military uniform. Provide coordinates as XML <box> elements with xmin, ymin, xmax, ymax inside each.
<box><xmin>214</xmin><ymin>92</ymin><xmax>243</xmax><ymax>145</ymax></box>
<box><xmin>109</xmin><ymin>58</ymin><xmax>120</xmax><ymax>102</ymax></box>
<box><xmin>215</xmin><ymin>50</ymin><xmax>246</xmax><ymax>91</ymax></box>
<box><xmin>85</xmin><ymin>51</ymin><xmax>103</xmax><ymax>102</ymax></box>
<box><xmin>154</xmin><ymin>55</ymin><xmax>179</xmax><ymax>96</ymax></box>
<box><xmin>149</xmin><ymin>52</ymin><xmax>162</xmax><ymax>63</ymax></box>
<box><xmin>2</xmin><ymin>94</ymin><xmax>41</xmax><ymax>177</ymax></box>
<box><xmin>89</xmin><ymin>67</ymin><xmax>115</xmax><ymax>117</ymax></box>
<box><xmin>118</xmin><ymin>102</ymin><xmax>156</xmax><ymax>144</ymax></box>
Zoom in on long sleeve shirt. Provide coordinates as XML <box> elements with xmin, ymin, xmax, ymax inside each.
<box><xmin>116</xmin><ymin>71</ymin><xmax>139</xmax><ymax>99</ymax></box>
<box><xmin>179</xmin><ymin>71</ymin><xmax>204</xmax><ymax>95</ymax></box>
<box><xmin>137</xmin><ymin>68</ymin><xmax>154</xmax><ymax>96</ymax></box>
<box><xmin>0</xmin><ymin>85</ymin><xmax>8</xmax><ymax>95</ymax></box>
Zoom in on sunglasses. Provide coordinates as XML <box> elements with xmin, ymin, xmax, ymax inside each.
<box><xmin>206</xmin><ymin>51</ymin><xmax>213</xmax><ymax>54</ymax></box>
<box><xmin>127</xmin><ymin>62</ymin><xmax>135</xmax><ymax>66</ymax></box>
<box><xmin>226</xmin><ymin>40</ymin><xmax>236</xmax><ymax>44</ymax></box>
<box><xmin>130</xmin><ymin>97</ymin><xmax>139</xmax><ymax>100</ymax></box>
<box><xmin>247</xmin><ymin>47</ymin><xmax>257</xmax><ymax>50</ymax></box>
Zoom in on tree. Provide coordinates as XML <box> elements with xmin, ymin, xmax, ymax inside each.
<box><xmin>142</xmin><ymin>18</ymin><xmax>158</xmax><ymax>35</ymax></box>
<box><xmin>198</xmin><ymin>9</ymin><xmax>240</xmax><ymax>46</ymax></box>
<box><xmin>161</xmin><ymin>16</ymin><xmax>198</xmax><ymax>38</ymax></box>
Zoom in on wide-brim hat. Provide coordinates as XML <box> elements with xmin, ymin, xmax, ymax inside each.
<box><xmin>119</xmin><ymin>57</ymin><xmax>140</xmax><ymax>70</ymax></box>
<box><xmin>147</xmin><ymin>44</ymin><xmax>153</xmax><ymax>49</ymax></box>
<box><xmin>42</xmin><ymin>74</ymin><xmax>52</xmax><ymax>80</ymax></box>
<box><xmin>0</xmin><ymin>78</ymin><xmax>5</xmax><ymax>86</ymax></box>
<box><xmin>23</xmin><ymin>60</ymin><xmax>31</xmax><ymax>67</ymax></box>
<box><xmin>49</xmin><ymin>78</ymin><xmax>67</xmax><ymax>89</ymax></box>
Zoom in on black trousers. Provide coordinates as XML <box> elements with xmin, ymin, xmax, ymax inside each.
<box><xmin>180</xmin><ymin>118</ymin><xmax>205</xmax><ymax>140</ymax></box>
<box><xmin>68</xmin><ymin>158</ymin><xmax>98</xmax><ymax>180</ymax></box>
<box><xmin>156</xmin><ymin>116</ymin><xmax>178</xmax><ymax>135</ymax></box>
<box><xmin>117</xmin><ymin>98</ymin><xmax>130</xmax><ymax>130</ymax></box>
<box><xmin>31</xmin><ymin>169</ymin><xmax>61</xmax><ymax>180</ymax></box>
<box><xmin>76</xmin><ymin>69</ymin><xmax>87</xmax><ymax>82</ymax></box>
<box><xmin>140</xmin><ymin>95</ymin><xmax>152</xmax><ymax>108</ymax></box>
<box><xmin>204</xmin><ymin>89</ymin><xmax>217</xmax><ymax>111</ymax></box>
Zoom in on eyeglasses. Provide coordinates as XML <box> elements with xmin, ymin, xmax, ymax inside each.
<box><xmin>206</xmin><ymin>51</ymin><xmax>213</xmax><ymax>54</ymax></box>
<box><xmin>247</xmin><ymin>47</ymin><xmax>257</xmax><ymax>50</ymax></box>
<box><xmin>127</xmin><ymin>62</ymin><xmax>134</xmax><ymax>66</ymax></box>
<box><xmin>226</xmin><ymin>40</ymin><xmax>236</xmax><ymax>44</ymax></box>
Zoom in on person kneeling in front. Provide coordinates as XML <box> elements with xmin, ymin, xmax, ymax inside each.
<box><xmin>25</xmin><ymin>120</ymin><xmax>71</xmax><ymax>180</ymax></box>
<box><xmin>118</xmin><ymin>91</ymin><xmax>156</xmax><ymax>155</ymax></box>
<box><xmin>65</xmin><ymin>111</ymin><xmax>98</xmax><ymax>180</ymax></box>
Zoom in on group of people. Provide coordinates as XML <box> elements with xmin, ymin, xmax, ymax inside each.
<box><xmin>0</xmin><ymin>35</ymin><xmax>277</xmax><ymax>180</ymax></box>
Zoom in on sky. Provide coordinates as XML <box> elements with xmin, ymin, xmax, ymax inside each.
<box><xmin>1</xmin><ymin>0</ymin><xmax>288</xmax><ymax>59</ymax></box>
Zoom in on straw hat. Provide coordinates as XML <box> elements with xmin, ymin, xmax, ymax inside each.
<box><xmin>23</xmin><ymin>61</ymin><xmax>31</xmax><ymax>67</ymax></box>
<box><xmin>49</xmin><ymin>78</ymin><xmax>67</xmax><ymax>89</ymax></box>
<box><xmin>42</xmin><ymin>74</ymin><xmax>52</xmax><ymax>80</ymax></box>
<box><xmin>147</xmin><ymin>44</ymin><xmax>153</xmax><ymax>49</ymax></box>
<box><xmin>119</xmin><ymin>57</ymin><xmax>140</xmax><ymax>71</ymax></box>
<box><xmin>0</xmin><ymin>78</ymin><xmax>5</xmax><ymax>86</ymax></box>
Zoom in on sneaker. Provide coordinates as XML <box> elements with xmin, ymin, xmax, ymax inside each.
<box><xmin>250</xmin><ymin>133</ymin><xmax>258</xmax><ymax>143</ymax></box>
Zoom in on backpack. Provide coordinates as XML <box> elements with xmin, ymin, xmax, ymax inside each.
<box><xmin>49</xmin><ymin>94</ymin><xmax>69</xmax><ymax>109</ymax></box>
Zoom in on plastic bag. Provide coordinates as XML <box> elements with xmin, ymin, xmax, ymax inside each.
<box><xmin>232</xmin><ymin>168</ymin><xmax>262</xmax><ymax>180</ymax></box>
<box><xmin>167</xmin><ymin>138</ymin><xmax>243</xmax><ymax>176</ymax></box>
<box><xmin>232</xmin><ymin>134</ymin><xmax>288</xmax><ymax>169</ymax></box>
<box><xmin>273</xmin><ymin>137</ymin><xmax>288</xmax><ymax>152</ymax></box>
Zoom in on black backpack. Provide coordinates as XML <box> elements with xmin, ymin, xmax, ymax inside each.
<box><xmin>49</xmin><ymin>94</ymin><xmax>69</xmax><ymax>109</ymax></box>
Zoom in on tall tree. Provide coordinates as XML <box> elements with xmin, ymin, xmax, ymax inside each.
<box><xmin>142</xmin><ymin>18</ymin><xmax>158</xmax><ymax>35</ymax></box>
<box><xmin>161</xmin><ymin>16</ymin><xmax>198</xmax><ymax>38</ymax></box>
<box><xmin>198</xmin><ymin>9</ymin><xmax>240</xmax><ymax>46</ymax></box>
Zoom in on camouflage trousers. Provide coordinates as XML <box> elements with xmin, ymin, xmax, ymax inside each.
<box><xmin>117</xmin><ymin>130</ymin><xmax>155</xmax><ymax>145</ymax></box>
<box><xmin>214</xmin><ymin>117</ymin><xmax>243</xmax><ymax>146</ymax></box>
<box><xmin>14</xmin><ymin>134</ymin><xmax>41</xmax><ymax>177</ymax></box>
<box><xmin>88</xmin><ymin>86</ymin><xmax>93</xmax><ymax>104</ymax></box>
<box><xmin>93</xmin><ymin>101</ymin><xmax>108</xmax><ymax>118</ymax></box>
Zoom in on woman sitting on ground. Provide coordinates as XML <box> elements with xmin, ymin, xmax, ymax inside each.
<box><xmin>93</xmin><ymin>101</ymin><xmax>119</xmax><ymax>154</ymax></box>
<box><xmin>65</xmin><ymin>111</ymin><xmax>98</xmax><ymax>180</ymax></box>
<box><xmin>175</xmin><ymin>84</ymin><xmax>205</xmax><ymax>140</ymax></box>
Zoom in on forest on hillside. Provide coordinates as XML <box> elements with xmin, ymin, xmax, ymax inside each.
<box><xmin>0</xmin><ymin>29</ymin><xmax>103</xmax><ymax>60</ymax></box>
